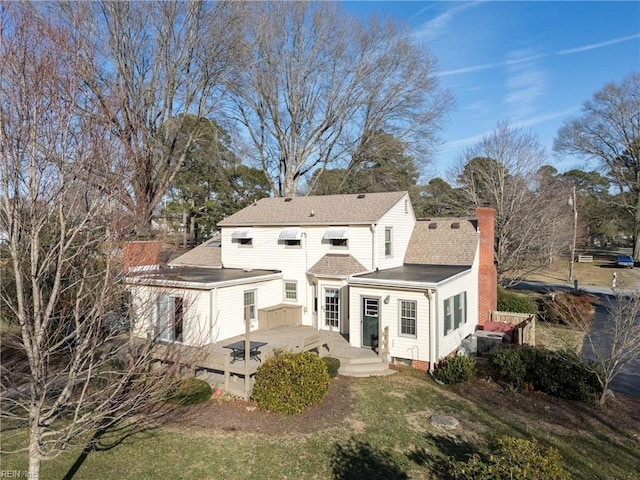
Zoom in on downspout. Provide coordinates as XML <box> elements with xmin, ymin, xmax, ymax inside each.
<box><xmin>209</xmin><ymin>288</ymin><xmax>217</xmax><ymax>344</ymax></box>
<box><xmin>370</xmin><ymin>224</ymin><xmax>378</xmax><ymax>271</ymax></box>
<box><xmin>426</xmin><ymin>288</ymin><xmax>437</xmax><ymax>373</ymax></box>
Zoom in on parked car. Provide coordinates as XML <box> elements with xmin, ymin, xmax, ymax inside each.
<box><xmin>616</xmin><ymin>255</ymin><xmax>634</xmax><ymax>268</ymax></box>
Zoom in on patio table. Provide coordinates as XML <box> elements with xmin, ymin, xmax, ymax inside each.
<box><xmin>223</xmin><ymin>340</ymin><xmax>267</xmax><ymax>364</ymax></box>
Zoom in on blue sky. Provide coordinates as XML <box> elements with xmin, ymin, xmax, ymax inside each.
<box><xmin>342</xmin><ymin>1</ymin><xmax>640</xmax><ymax>181</ymax></box>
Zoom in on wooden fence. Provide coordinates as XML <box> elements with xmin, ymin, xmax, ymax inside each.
<box><xmin>489</xmin><ymin>311</ymin><xmax>536</xmax><ymax>346</ymax></box>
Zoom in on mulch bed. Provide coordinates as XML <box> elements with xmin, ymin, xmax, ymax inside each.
<box><xmin>164</xmin><ymin>376</ymin><xmax>355</xmax><ymax>436</ymax></box>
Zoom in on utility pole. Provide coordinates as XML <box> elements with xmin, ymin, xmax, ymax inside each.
<box><xmin>568</xmin><ymin>185</ymin><xmax>577</xmax><ymax>283</ymax></box>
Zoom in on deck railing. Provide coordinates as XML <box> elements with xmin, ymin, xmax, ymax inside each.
<box><xmin>379</xmin><ymin>326</ymin><xmax>389</xmax><ymax>360</ymax></box>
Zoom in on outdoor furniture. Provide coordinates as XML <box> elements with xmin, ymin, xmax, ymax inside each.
<box><xmin>223</xmin><ymin>340</ymin><xmax>267</xmax><ymax>364</ymax></box>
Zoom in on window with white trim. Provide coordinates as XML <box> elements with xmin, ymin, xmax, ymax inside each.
<box><xmin>385</xmin><ymin>227</ymin><xmax>393</xmax><ymax>257</ymax></box>
<box><xmin>232</xmin><ymin>228</ymin><xmax>253</xmax><ymax>247</ymax></box>
<box><xmin>323</xmin><ymin>227</ymin><xmax>348</xmax><ymax>248</ymax></box>
<box><xmin>324</xmin><ymin>288</ymin><xmax>340</xmax><ymax>328</ymax></box>
<box><xmin>444</xmin><ymin>292</ymin><xmax>466</xmax><ymax>335</ymax></box>
<box><xmin>279</xmin><ymin>228</ymin><xmax>302</xmax><ymax>247</ymax></box>
<box><xmin>155</xmin><ymin>295</ymin><xmax>184</xmax><ymax>342</ymax></box>
<box><xmin>243</xmin><ymin>290</ymin><xmax>256</xmax><ymax>322</ymax></box>
<box><xmin>284</xmin><ymin>281</ymin><xmax>297</xmax><ymax>302</ymax></box>
<box><xmin>399</xmin><ymin>300</ymin><xmax>416</xmax><ymax>337</ymax></box>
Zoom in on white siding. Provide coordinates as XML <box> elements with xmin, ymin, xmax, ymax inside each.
<box><xmin>211</xmin><ymin>279</ymin><xmax>283</xmax><ymax>342</ymax></box>
<box><xmin>221</xmin><ymin>224</ymin><xmax>373</xmax><ymax>325</ymax></box>
<box><xmin>349</xmin><ymin>285</ymin><xmax>431</xmax><ymax>363</ymax></box>
<box><xmin>376</xmin><ymin>193</ymin><xmax>416</xmax><ymax>270</ymax></box>
<box><xmin>129</xmin><ymin>285</ymin><xmax>212</xmax><ymax>346</ymax></box>
<box><xmin>436</xmin><ymin>265</ymin><xmax>478</xmax><ymax>359</ymax></box>
<box><xmin>221</xmin><ymin>224</ymin><xmax>374</xmax><ymax>272</ymax></box>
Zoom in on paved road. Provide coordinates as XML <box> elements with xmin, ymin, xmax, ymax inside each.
<box><xmin>514</xmin><ymin>280</ymin><xmax>640</xmax><ymax>397</ymax></box>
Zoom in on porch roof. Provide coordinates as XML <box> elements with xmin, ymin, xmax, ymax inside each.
<box><xmin>350</xmin><ymin>263</ymin><xmax>470</xmax><ymax>287</ymax></box>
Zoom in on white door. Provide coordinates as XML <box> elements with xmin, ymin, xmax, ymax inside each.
<box><xmin>324</xmin><ymin>287</ymin><xmax>340</xmax><ymax>330</ymax></box>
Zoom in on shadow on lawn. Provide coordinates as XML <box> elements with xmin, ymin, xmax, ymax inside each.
<box><xmin>407</xmin><ymin>434</ymin><xmax>479</xmax><ymax>480</ymax></box>
<box><xmin>62</xmin><ymin>421</ymin><xmax>154</xmax><ymax>480</ymax></box>
<box><xmin>331</xmin><ymin>437</ymin><xmax>408</xmax><ymax>480</ymax></box>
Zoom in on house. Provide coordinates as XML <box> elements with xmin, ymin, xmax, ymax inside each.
<box><xmin>126</xmin><ymin>191</ymin><xmax>496</xmax><ymax>373</ymax></box>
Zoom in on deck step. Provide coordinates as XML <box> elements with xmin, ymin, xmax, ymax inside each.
<box><xmin>337</xmin><ymin>357</ymin><xmax>395</xmax><ymax>377</ymax></box>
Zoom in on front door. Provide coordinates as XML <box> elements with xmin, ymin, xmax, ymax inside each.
<box><xmin>362</xmin><ymin>297</ymin><xmax>379</xmax><ymax>348</ymax></box>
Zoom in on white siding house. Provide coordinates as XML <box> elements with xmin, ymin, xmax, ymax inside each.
<box><xmin>126</xmin><ymin>192</ymin><xmax>496</xmax><ymax>372</ymax></box>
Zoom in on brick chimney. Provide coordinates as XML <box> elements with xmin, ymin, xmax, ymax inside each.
<box><xmin>123</xmin><ymin>241</ymin><xmax>161</xmax><ymax>273</ymax></box>
<box><xmin>476</xmin><ymin>207</ymin><xmax>497</xmax><ymax>326</ymax></box>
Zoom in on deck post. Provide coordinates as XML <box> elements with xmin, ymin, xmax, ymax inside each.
<box><xmin>244</xmin><ymin>305</ymin><xmax>251</xmax><ymax>401</ymax></box>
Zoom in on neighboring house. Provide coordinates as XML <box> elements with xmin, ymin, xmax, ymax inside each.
<box><xmin>126</xmin><ymin>191</ymin><xmax>496</xmax><ymax>371</ymax></box>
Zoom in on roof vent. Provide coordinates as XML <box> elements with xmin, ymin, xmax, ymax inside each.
<box><xmin>428</xmin><ymin>222</ymin><xmax>438</xmax><ymax>229</ymax></box>
<box><xmin>309</xmin><ymin>209</ymin><xmax>315</xmax><ymax>217</ymax></box>
<box><xmin>284</xmin><ymin>197</ymin><xmax>292</xmax><ymax>202</ymax></box>
<box><xmin>451</xmin><ymin>222</ymin><xmax>460</xmax><ymax>229</ymax></box>
<box><xmin>357</xmin><ymin>194</ymin><xmax>366</xmax><ymax>199</ymax></box>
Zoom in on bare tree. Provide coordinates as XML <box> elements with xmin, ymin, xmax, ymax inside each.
<box><xmin>548</xmin><ymin>290</ymin><xmax>640</xmax><ymax>405</ymax></box>
<box><xmin>450</xmin><ymin>123</ymin><xmax>572</xmax><ymax>284</ymax></box>
<box><xmin>554</xmin><ymin>73</ymin><xmax>640</xmax><ymax>260</ymax></box>
<box><xmin>226</xmin><ymin>1</ymin><xmax>452</xmax><ymax>196</ymax></box>
<box><xmin>61</xmin><ymin>1</ymin><xmax>240</xmax><ymax>235</ymax></box>
<box><xmin>0</xmin><ymin>8</ymin><xmax>188</xmax><ymax>479</ymax></box>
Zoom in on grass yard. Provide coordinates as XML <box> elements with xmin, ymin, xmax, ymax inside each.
<box><xmin>2</xmin><ymin>370</ymin><xmax>639</xmax><ymax>479</ymax></box>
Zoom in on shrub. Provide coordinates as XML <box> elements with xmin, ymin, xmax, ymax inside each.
<box><xmin>166</xmin><ymin>377</ymin><xmax>212</xmax><ymax>406</ymax></box>
<box><xmin>90</xmin><ymin>358</ymin><xmax>127</xmax><ymax>389</ymax></box>
<box><xmin>497</xmin><ymin>287</ymin><xmax>537</xmax><ymax>314</ymax></box>
<box><xmin>524</xmin><ymin>349</ymin><xmax>599</xmax><ymax>402</ymax></box>
<box><xmin>322</xmin><ymin>357</ymin><xmax>341</xmax><ymax>378</ymax></box>
<box><xmin>433</xmin><ymin>355</ymin><xmax>477</xmax><ymax>384</ymax></box>
<box><xmin>491</xmin><ymin>345</ymin><xmax>600</xmax><ymax>402</ymax></box>
<box><xmin>450</xmin><ymin>436</ymin><xmax>570</xmax><ymax>480</ymax></box>
<box><xmin>490</xmin><ymin>346</ymin><xmax>526</xmax><ymax>390</ymax></box>
<box><xmin>541</xmin><ymin>291</ymin><xmax>594</xmax><ymax>325</ymax></box>
<box><xmin>252</xmin><ymin>351</ymin><xmax>330</xmax><ymax>414</ymax></box>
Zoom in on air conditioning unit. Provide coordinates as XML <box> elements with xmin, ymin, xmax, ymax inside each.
<box><xmin>475</xmin><ymin>331</ymin><xmax>508</xmax><ymax>355</ymax></box>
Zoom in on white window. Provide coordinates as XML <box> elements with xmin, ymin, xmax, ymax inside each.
<box><xmin>156</xmin><ymin>296</ymin><xmax>184</xmax><ymax>342</ymax></box>
<box><xmin>385</xmin><ymin>227</ymin><xmax>393</xmax><ymax>257</ymax></box>
<box><xmin>279</xmin><ymin>228</ymin><xmax>302</xmax><ymax>247</ymax></box>
<box><xmin>399</xmin><ymin>300</ymin><xmax>416</xmax><ymax>337</ymax></box>
<box><xmin>232</xmin><ymin>228</ymin><xmax>253</xmax><ymax>247</ymax></box>
<box><xmin>243</xmin><ymin>290</ymin><xmax>256</xmax><ymax>322</ymax></box>
<box><xmin>324</xmin><ymin>288</ymin><xmax>340</xmax><ymax>328</ymax></box>
<box><xmin>444</xmin><ymin>292</ymin><xmax>466</xmax><ymax>335</ymax></box>
<box><xmin>284</xmin><ymin>281</ymin><xmax>297</xmax><ymax>302</ymax></box>
<box><xmin>364</xmin><ymin>298</ymin><xmax>379</xmax><ymax>317</ymax></box>
<box><xmin>323</xmin><ymin>227</ymin><xmax>348</xmax><ymax>248</ymax></box>
<box><xmin>454</xmin><ymin>292</ymin><xmax>467</xmax><ymax>329</ymax></box>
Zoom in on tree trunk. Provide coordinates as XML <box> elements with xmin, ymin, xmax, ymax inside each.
<box><xmin>28</xmin><ymin>421</ymin><xmax>42</xmax><ymax>480</ymax></box>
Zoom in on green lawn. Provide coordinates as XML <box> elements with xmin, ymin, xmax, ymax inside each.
<box><xmin>2</xmin><ymin>371</ymin><xmax>639</xmax><ymax>479</ymax></box>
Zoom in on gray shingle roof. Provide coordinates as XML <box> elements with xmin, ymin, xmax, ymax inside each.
<box><xmin>404</xmin><ymin>218</ymin><xmax>478</xmax><ymax>266</ymax></box>
<box><xmin>168</xmin><ymin>239</ymin><xmax>222</xmax><ymax>268</ymax></box>
<box><xmin>307</xmin><ymin>254</ymin><xmax>368</xmax><ymax>277</ymax></box>
<box><xmin>217</xmin><ymin>191</ymin><xmax>408</xmax><ymax>226</ymax></box>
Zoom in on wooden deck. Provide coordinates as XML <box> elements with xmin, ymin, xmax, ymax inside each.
<box><xmin>149</xmin><ymin>326</ymin><xmax>382</xmax><ymax>399</ymax></box>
